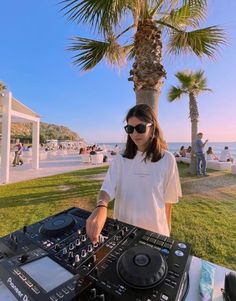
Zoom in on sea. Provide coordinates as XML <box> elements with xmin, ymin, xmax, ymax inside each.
<box><xmin>100</xmin><ymin>142</ymin><xmax>236</xmax><ymax>161</ymax></box>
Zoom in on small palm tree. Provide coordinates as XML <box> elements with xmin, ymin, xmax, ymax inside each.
<box><xmin>0</xmin><ymin>81</ymin><xmax>6</xmax><ymax>96</ymax></box>
<box><xmin>60</xmin><ymin>0</ymin><xmax>226</xmax><ymax>114</ymax></box>
<box><xmin>168</xmin><ymin>69</ymin><xmax>211</xmax><ymax>174</ymax></box>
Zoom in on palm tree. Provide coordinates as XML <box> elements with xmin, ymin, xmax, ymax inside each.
<box><xmin>60</xmin><ymin>0</ymin><xmax>226</xmax><ymax>113</ymax></box>
<box><xmin>0</xmin><ymin>81</ymin><xmax>6</xmax><ymax>96</ymax></box>
<box><xmin>168</xmin><ymin>69</ymin><xmax>211</xmax><ymax>174</ymax></box>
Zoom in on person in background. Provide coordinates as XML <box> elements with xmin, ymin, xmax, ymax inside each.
<box><xmin>12</xmin><ymin>139</ymin><xmax>23</xmax><ymax>166</ymax></box>
<box><xmin>89</xmin><ymin>145</ymin><xmax>97</xmax><ymax>155</ymax></box>
<box><xmin>206</xmin><ymin>147</ymin><xmax>218</xmax><ymax>161</ymax></box>
<box><xmin>86</xmin><ymin>104</ymin><xmax>182</xmax><ymax>243</ymax></box>
<box><xmin>186</xmin><ymin>146</ymin><xmax>192</xmax><ymax>153</ymax></box>
<box><xmin>194</xmin><ymin>132</ymin><xmax>208</xmax><ymax>176</ymax></box>
<box><xmin>186</xmin><ymin>146</ymin><xmax>192</xmax><ymax>158</ymax></box>
<box><xmin>179</xmin><ymin>146</ymin><xmax>186</xmax><ymax>157</ymax></box>
<box><xmin>219</xmin><ymin>146</ymin><xmax>234</xmax><ymax>163</ymax></box>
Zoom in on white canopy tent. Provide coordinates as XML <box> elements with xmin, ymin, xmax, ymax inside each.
<box><xmin>0</xmin><ymin>90</ymin><xmax>40</xmax><ymax>184</ymax></box>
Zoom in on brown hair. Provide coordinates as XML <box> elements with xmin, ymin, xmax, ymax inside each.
<box><xmin>122</xmin><ymin>104</ymin><xmax>167</xmax><ymax>162</ymax></box>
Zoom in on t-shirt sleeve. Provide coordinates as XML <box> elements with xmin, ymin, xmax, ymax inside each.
<box><xmin>100</xmin><ymin>155</ymin><xmax>119</xmax><ymax>200</ymax></box>
<box><xmin>164</xmin><ymin>153</ymin><xmax>182</xmax><ymax>204</ymax></box>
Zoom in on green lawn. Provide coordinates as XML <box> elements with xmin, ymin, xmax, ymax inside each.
<box><xmin>0</xmin><ymin>164</ymin><xmax>235</xmax><ymax>270</ymax></box>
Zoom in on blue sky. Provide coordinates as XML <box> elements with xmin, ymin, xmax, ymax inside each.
<box><xmin>1</xmin><ymin>0</ymin><xmax>236</xmax><ymax>143</ymax></box>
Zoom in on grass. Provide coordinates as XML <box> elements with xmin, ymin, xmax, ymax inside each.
<box><xmin>0</xmin><ymin>163</ymin><xmax>235</xmax><ymax>270</ymax></box>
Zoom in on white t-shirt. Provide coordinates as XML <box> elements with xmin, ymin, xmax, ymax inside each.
<box><xmin>101</xmin><ymin>150</ymin><xmax>182</xmax><ymax>236</ymax></box>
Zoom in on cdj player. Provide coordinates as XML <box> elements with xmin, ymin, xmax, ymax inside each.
<box><xmin>0</xmin><ymin>207</ymin><xmax>191</xmax><ymax>301</ymax></box>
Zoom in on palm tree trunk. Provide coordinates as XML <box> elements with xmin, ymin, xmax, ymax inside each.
<box><xmin>189</xmin><ymin>93</ymin><xmax>199</xmax><ymax>175</ymax></box>
<box><xmin>129</xmin><ymin>19</ymin><xmax>166</xmax><ymax>115</ymax></box>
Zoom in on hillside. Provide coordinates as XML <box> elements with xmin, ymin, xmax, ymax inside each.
<box><xmin>0</xmin><ymin>122</ymin><xmax>80</xmax><ymax>142</ymax></box>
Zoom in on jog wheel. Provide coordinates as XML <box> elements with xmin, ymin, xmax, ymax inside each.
<box><xmin>40</xmin><ymin>214</ymin><xmax>75</xmax><ymax>237</ymax></box>
<box><xmin>117</xmin><ymin>245</ymin><xmax>167</xmax><ymax>289</ymax></box>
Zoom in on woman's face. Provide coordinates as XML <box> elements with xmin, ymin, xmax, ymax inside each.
<box><xmin>127</xmin><ymin>116</ymin><xmax>153</xmax><ymax>152</ymax></box>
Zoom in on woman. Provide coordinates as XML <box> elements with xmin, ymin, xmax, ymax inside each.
<box><xmin>179</xmin><ymin>146</ymin><xmax>186</xmax><ymax>157</ymax></box>
<box><xmin>86</xmin><ymin>104</ymin><xmax>182</xmax><ymax>243</ymax></box>
<box><xmin>206</xmin><ymin>147</ymin><xmax>218</xmax><ymax>161</ymax></box>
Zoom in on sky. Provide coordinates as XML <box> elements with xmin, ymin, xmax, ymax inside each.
<box><xmin>0</xmin><ymin>0</ymin><xmax>236</xmax><ymax>143</ymax></box>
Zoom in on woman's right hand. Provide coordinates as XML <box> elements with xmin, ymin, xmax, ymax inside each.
<box><xmin>86</xmin><ymin>207</ymin><xmax>108</xmax><ymax>244</ymax></box>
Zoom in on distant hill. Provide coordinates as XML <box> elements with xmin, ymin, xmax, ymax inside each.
<box><xmin>7</xmin><ymin>122</ymin><xmax>80</xmax><ymax>142</ymax></box>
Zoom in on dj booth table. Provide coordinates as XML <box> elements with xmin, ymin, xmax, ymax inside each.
<box><xmin>186</xmin><ymin>256</ymin><xmax>233</xmax><ymax>301</ymax></box>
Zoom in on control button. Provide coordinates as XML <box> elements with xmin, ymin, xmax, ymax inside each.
<box><xmin>93</xmin><ymin>242</ymin><xmax>98</xmax><ymax>248</ymax></box>
<box><xmin>75</xmin><ymin>238</ymin><xmax>81</xmax><ymax>246</ymax></box>
<box><xmin>161</xmin><ymin>293</ymin><xmax>169</xmax><ymax>300</ymax></box>
<box><xmin>56</xmin><ymin>291</ymin><xmax>64</xmax><ymax>299</ymax></box>
<box><xmin>32</xmin><ymin>286</ymin><xmax>40</xmax><ymax>294</ymax></box>
<box><xmin>160</xmin><ymin>248</ymin><xmax>170</xmax><ymax>255</ymax></box>
<box><xmin>149</xmin><ymin>237</ymin><xmax>156</xmax><ymax>244</ymax></box>
<box><xmin>55</xmin><ymin>244</ymin><xmax>60</xmax><ymax>251</ymax></box>
<box><xmin>91</xmin><ymin>254</ymin><xmax>97</xmax><ymax>263</ymax></box>
<box><xmin>99</xmin><ymin>235</ymin><xmax>105</xmax><ymax>243</ymax></box>
<box><xmin>68</xmin><ymin>251</ymin><xmax>74</xmax><ymax>259</ymax></box>
<box><xmin>62</xmin><ymin>247</ymin><xmax>67</xmax><ymax>255</ymax></box>
<box><xmin>175</xmin><ymin>250</ymin><xmax>184</xmax><ymax>257</ymax></box>
<box><xmin>50</xmin><ymin>296</ymin><xmax>58</xmax><ymax>301</ymax></box>
<box><xmin>174</xmin><ymin>263</ymin><xmax>180</xmax><ymax>269</ymax></box>
<box><xmin>81</xmin><ymin>249</ymin><xmax>87</xmax><ymax>257</ymax></box>
<box><xmin>67</xmin><ymin>284</ymin><xmax>75</xmax><ymax>291</ymax></box>
<box><xmin>87</xmin><ymin>244</ymin><xmax>93</xmax><ymax>252</ymax></box>
<box><xmin>163</xmin><ymin>242</ymin><xmax>172</xmax><ymax>250</ymax></box>
<box><xmin>69</xmin><ymin>242</ymin><xmax>74</xmax><ymax>250</ymax></box>
<box><xmin>81</xmin><ymin>234</ymin><xmax>86</xmax><ymax>242</ymax></box>
<box><xmin>13</xmin><ymin>268</ymin><xmax>21</xmax><ymax>275</ymax></box>
<box><xmin>75</xmin><ymin>254</ymin><xmax>80</xmax><ymax>263</ymax></box>
<box><xmin>90</xmin><ymin>288</ymin><xmax>96</xmax><ymax>299</ymax></box>
<box><xmin>158</xmin><ymin>235</ymin><xmax>167</xmax><ymax>242</ymax></box>
<box><xmin>19</xmin><ymin>274</ymin><xmax>27</xmax><ymax>281</ymax></box>
<box><xmin>155</xmin><ymin>240</ymin><xmax>165</xmax><ymax>247</ymax></box>
<box><xmin>166</xmin><ymin>237</ymin><xmax>174</xmax><ymax>244</ymax></box>
<box><xmin>25</xmin><ymin>280</ymin><xmax>33</xmax><ymax>288</ymax></box>
<box><xmin>141</xmin><ymin>235</ymin><xmax>150</xmax><ymax>242</ymax></box>
<box><xmin>62</xmin><ymin>288</ymin><xmax>69</xmax><ymax>294</ymax></box>
<box><xmin>97</xmin><ymin>294</ymin><xmax>105</xmax><ymax>301</ymax></box>
<box><xmin>18</xmin><ymin>254</ymin><xmax>28</xmax><ymax>263</ymax></box>
<box><xmin>178</xmin><ymin>242</ymin><xmax>187</xmax><ymax>249</ymax></box>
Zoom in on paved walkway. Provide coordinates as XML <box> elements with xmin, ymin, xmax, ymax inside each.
<box><xmin>4</xmin><ymin>153</ymin><xmax>108</xmax><ymax>184</ymax></box>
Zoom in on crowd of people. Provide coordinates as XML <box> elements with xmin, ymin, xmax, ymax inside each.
<box><xmin>173</xmin><ymin>133</ymin><xmax>234</xmax><ymax>176</ymax></box>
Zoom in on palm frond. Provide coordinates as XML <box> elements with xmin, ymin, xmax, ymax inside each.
<box><xmin>60</xmin><ymin>0</ymin><xmax>129</xmax><ymax>33</ymax></box>
<box><xmin>175</xmin><ymin>71</ymin><xmax>193</xmax><ymax>88</ymax></box>
<box><xmin>168</xmin><ymin>86</ymin><xmax>185</xmax><ymax>102</ymax></box>
<box><xmin>167</xmin><ymin>26</ymin><xmax>227</xmax><ymax>58</ymax></box>
<box><xmin>160</xmin><ymin>1</ymin><xmax>206</xmax><ymax>29</ymax></box>
<box><xmin>68</xmin><ymin>36</ymin><xmax>129</xmax><ymax>70</ymax></box>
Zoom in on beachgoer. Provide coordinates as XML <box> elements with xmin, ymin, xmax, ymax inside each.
<box><xmin>194</xmin><ymin>132</ymin><xmax>208</xmax><ymax>176</ymax></box>
<box><xmin>206</xmin><ymin>147</ymin><xmax>218</xmax><ymax>161</ymax></box>
<box><xmin>219</xmin><ymin>146</ymin><xmax>234</xmax><ymax>163</ymax></box>
<box><xmin>12</xmin><ymin>139</ymin><xmax>23</xmax><ymax>166</ymax></box>
<box><xmin>179</xmin><ymin>146</ymin><xmax>186</xmax><ymax>157</ymax></box>
<box><xmin>90</xmin><ymin>145</ymin><xmax>97</xmax><ymax>155</ymax></box>
<box><xmin>86</xmin><ymin>104</ymin><xmax>182</xmax><ymax>243</ymax></box>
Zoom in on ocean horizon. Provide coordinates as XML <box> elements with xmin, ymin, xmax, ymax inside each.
<box><xmin>100</xmin><ymin>142</ymin><xmax>236</xmax><ymax>160</ymax></box>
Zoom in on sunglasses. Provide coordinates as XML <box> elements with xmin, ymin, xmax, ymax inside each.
<box><xmin>124</xmin><ymin>123</ymin><xmax>152</xmax><ymax>134</ymax></box>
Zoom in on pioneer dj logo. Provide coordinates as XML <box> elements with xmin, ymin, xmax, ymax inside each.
<box><xmin>7</xmin><ymin>277</ymin><xmax>29</xmax><ymax>301</ymax></box>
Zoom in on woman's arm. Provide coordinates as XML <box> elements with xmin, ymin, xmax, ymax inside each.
<box><xmin>165</xmin><ymin>203</ymin><xmax>172</xmax><ymax>233</ymax></box>
<box><xmin>86</xmin><ymin>190</ymin><xmax>110</xmax><ymax>243</ymax></box>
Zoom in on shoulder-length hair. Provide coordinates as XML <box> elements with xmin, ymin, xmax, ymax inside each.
<box><xmin>122</xmin><ymin>104</ymin><xmax>167</xmax><ymax>162</ymax></box>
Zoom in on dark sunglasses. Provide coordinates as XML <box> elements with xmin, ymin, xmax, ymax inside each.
<box><xmin>124</xmin><ymin>123</ymin><xmax>152</xmax><ymax>134</ymax></box>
